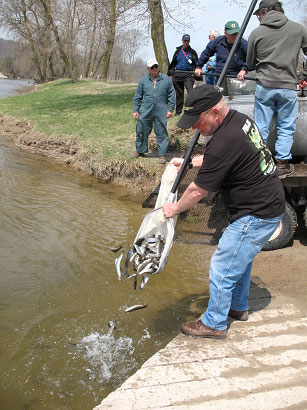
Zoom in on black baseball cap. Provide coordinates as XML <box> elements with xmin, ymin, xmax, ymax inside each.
<box><xmin>182</xmin><ymin>34</ymin><xmax>190</xmax><ymax>41</ymax></box>
<box><xmin>177</xmin><ymin>85</ymin><xmax>223</xmax><ymax>129</ymax></box>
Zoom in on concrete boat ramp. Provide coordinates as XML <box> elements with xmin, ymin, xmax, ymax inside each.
<box><xmin>95</xmin><ymin>278</ymin><xmax>307</xmax><ymax>410</ymax></box>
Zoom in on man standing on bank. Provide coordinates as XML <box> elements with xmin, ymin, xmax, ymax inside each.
<box><xmin>195</xmin><ymin>21</ymin><xmax>248</xmax><ymax>81</ymax></box>
<box><xmin>167</xmin><ymin>34</ymin><xmax>199</xmax><ymax>116</ymax></box>
<box><xmin>133</xmin><ymin>58</ymin><xmax>175</xmax><ymax>164</ymax></box>
<box><xmin>163</xmin><ymin>85</ymin><xmax>285</xmax><ymax>339</ymax></box>
<box><xmin>244</xmin><ymin>0</ymin><xmax>307</xmax><ymax>178</ymax></box>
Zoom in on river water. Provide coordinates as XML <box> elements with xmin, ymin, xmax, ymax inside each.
<box><xmin>0</xmin><ymin>78</ymin><xmax>35</xmax><ymax>99</ymax></box>
<box><xmin>0</xmin><ymin>80</ymin><xmax>212</xmax><ymax>409</ymax></box>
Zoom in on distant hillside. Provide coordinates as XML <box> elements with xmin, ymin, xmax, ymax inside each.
<box><xmin>0</xmin><ymin>38</ymin><xmax>35</xmax><ymax>79</ymax></box>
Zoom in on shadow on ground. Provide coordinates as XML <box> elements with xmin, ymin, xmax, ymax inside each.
<box><xmin>153</xmin><ymin>276</ymin><xmax>271</xmax><ymax>337</ymax></box>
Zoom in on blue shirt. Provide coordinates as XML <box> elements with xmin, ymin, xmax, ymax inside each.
<box><xmin>197</xmin><ymin>35</ymin><xmax>248</xmax><ymax>76</ymax></box>
<box><xmin>175</xmin><ymin>48</ymin><xmax>194</xmax><ymax>71</ymax></box>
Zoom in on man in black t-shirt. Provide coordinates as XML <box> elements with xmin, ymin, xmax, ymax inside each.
<box><xmin>163</xmin><ymin>85</ymin><xmax>285</xmax><ymax>340</ymax></box>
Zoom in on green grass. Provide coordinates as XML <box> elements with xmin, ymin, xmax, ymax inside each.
<box><xmin>0</xmin><ymin>79</ymin><xmax>146</xmax><ymax>160</ymax></box>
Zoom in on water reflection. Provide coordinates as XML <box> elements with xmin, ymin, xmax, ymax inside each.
<box><xmin>0</xmin><ymin>78</ymin><xmax>35</xmax><ymax>99</ymax></box>
<box><xmin>0</xmin><ymin>142</ymin><xmax>211</xmax><ymax>410</ymax></box>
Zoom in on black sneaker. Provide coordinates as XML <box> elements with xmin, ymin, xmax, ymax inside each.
<box><xmin>133</xmin><ymin>152</ymin><xmax>145</xmax><ymax>158</ymax></box>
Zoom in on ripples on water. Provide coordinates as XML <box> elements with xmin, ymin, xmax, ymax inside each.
<box><xmin>0</xmin><ymin>142</ymin><xmax>212</xmax><ymax>410</ymax></box>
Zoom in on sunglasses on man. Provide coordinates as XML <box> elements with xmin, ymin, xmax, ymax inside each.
<box><xmin>150</xmin><ymin>64</ymin><xmax>159</xmax><ymax>69</ymax></box>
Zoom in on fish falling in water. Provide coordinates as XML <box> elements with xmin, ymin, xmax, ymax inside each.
<box><xmin>114</xmin><ymin>234</ymin><xmax>165</xmax><ymax>290</ymax></box>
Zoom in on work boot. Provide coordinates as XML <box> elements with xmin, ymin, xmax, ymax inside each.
<box><xmin>275</xmin><ymin>159</ymin><xmax>294</xmax><ymax>179</ymax></box>
<box><xmin>228</xmin><ymin>309</ymin><xmax>249</xmax><ymax>321</ymax></box>
<box><xmin>180</xmin><ymin>319</ymin><xmax>227</xmax><ymax>339</ymax></box>
<box><xmin>159</xmin><ymin>156</ymin><xmax>166</xmax><ymax>164</ymax></box>
<box><xmin>133</xmin><ymin>152</ymin><xmax>145</xmax><ymax>158</ymax></box>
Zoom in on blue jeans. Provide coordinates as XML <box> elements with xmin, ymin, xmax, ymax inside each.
<box><xmin>205</xmin><ymin>73</ymin><xmax>217</xmax><ymax>86</ymax></box>
<box><xmin>201</xmin><ymin>213</ymin><xmax>283</xmax><ymax>331</ymax></box>
<box><xmin>254</xmin><ymin>84</ymin><xmax>298</xmax><ymax>160</ymax></box>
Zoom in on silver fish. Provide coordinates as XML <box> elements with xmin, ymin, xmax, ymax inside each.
<box><xmin>148</xmin><ymin>244</ymin><xmax>159</xmax><ymax>252</ymax></box>
<box><xmin>110</xmin><ymin>245</ymin><xmax>123</xmax><ymax>253</ymax></box>
<box><xmin>138</xmin><ymin>262</ymin><xmax>154</xmax><ymax>276</ymax></box>
<box><xmin>146</xmin><ymin>237</ymin><xmax>158</xmax><ymax>244</ymax></box>
<box><xmin>114</xmin><ymin>250</ymin><xmax>125</xmax><ymax>280</ymax></box>
<box><xmin>125</xmin><ymin>304</ymin><xmax>148</xmax><ymax>313</ymax></box>
<box><xmin>137</xmin><ymin>259</ymin><xmax>151</xmax><ymax>273</ymax></box>
<box><xmin>125</xmin><ymin>247</ymin><xmax>134</xmax><ymax>277</ymax></box>
<box><xmin>134</xmin><ymin>244</ymin><xmax>145</xmax><ymax>256</ymax></box>
<box><xmin>145</xmin><ymin>252</ymin><xmax>161</xmax><ymax>259</ymax></box>
<box><xmin>140</xmin><ymin>275</ymin><xmax>149</xmax><ymax>290</ymax></box>
<box><xmin>134</xmin><ymin>274</ymin><xmax>137</xmax><ymax>290</ymax></box>
<box><xmin>108</xmin><ymin>320</ymin><xmax>116</xmax><ymax>329</ymax></box>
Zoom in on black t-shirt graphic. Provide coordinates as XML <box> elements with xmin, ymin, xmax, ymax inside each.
<box><xmin>195</xmin><ymin>110</ymin><xmax>285</xmax><ymax>221</ymax></box>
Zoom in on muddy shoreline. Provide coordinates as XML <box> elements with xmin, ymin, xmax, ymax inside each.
<box><xmin>0</xmin><ymin>113</ymin><xmax>167</xmax><ymax>195</ymax></box>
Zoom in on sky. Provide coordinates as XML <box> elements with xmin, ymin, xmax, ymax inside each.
<box><xmin>138</xmin><ymin>0</ymin><xmax>305</xmax><ymax>62</ymax></box>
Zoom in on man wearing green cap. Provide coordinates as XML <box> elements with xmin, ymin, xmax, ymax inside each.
<box><xmin>195</xmin><ymin>21</ymin><xmax>248</xmax><ymax>81</ymax></box>
<box><xmin>244</xmin><ymin>0</ymin><xmax>307</xmax><ymax>178</ymax></box>
<box><xmin>163</xmin><ymin>84</ymin><xmax>285</xmax><ymax>339</ymax></box>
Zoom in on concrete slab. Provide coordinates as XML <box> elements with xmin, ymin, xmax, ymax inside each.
<box><xmin>94</xmin><ymin>279</ymin><xmax>307</xmax><ymax>410</ymax></box>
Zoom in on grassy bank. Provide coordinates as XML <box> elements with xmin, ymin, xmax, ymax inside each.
<box><xmin>0</xmin><ymin>79</ymin><xmax>191</xmax><ymax>190</ymax></box>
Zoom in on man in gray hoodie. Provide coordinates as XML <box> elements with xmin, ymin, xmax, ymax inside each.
<box><xmin>246</xmin><ymin>0</ymin><xmax>307</xmax><ymax>178</ymax></box>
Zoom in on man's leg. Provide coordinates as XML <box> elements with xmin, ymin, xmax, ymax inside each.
<box><xmin>172</xmin><ymin>75</ymin><xmax>184</xmax><ymax>115</ymax></box>
<box><xmin>205</xmin><ymin>74</ymin><xmax>214</xmax><ymax>85</ymax></box>
<box><xmin>181</xmin><ymin>214</ymin><xmax>282</xmax><ymax>338</ymax></box>
<box><xmin>184</xmin><ymin>76</ymin><xmax>195</xmax><ymax>94</ymax></box>
<box><xmin>135</xmin><ymin>116</ymin><xmax>152</xmax><ymax>154</ymax></box>
<box><xmin>202</xmin><ymin>214</ymin><xmax>282</xmax><ymax>331</ymax></box>
<box><xmin>254</xmin><ymin>84</ymin><xmax>276</xmax><ymax>142</ymax></box>
<box><xmin>274</xmin><ymin>88</ymin><xmax>298</xmax><ymax>160</ymax></box>
<box><xmin>153</xmin><ymin>115</ymin><xmax>169</xmax><ymax>157</ymax></box>
<box><xmin>230</xmin><ymin>261</ymin><xmax>252</xmax><ymax>313</ymax></box>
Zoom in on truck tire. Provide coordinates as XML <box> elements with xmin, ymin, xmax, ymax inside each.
<box><xmin>262</xmin><ymin>202</ymin><xmax>297</xmax><ymax>251</ymax></box>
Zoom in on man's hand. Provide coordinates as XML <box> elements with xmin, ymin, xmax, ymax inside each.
<box><xmin>237</xmin><ymin>70</ymin><xmax>247</xmax><ymax>81</ymax></box>
<box><xmin>163</xmin><ymin>202</ymin><xmax>177</xmax><ymax>218</ymax></box>
<box><xmin>133</xmin><ymin>112</ymin><xmax>139</xmax><ymax>120</ymax></box>
<box><xmin>299</xmin><ymin>79</ymin><xmax>307</xmax><ymax>88</ymax></box>
<box><xmin>194</xmin><ymin>68</ymin><xmax>202</xmax><ymax>77</ymax></box>
<box><xmin>166</xmin><ymin>111</ymin><xmax>173</xmax><ymax>119</ymax></box>
<box><xmin>169</xmin><ymin>157</ymin><xmax>184</xmax><ymax>173</ymax></box>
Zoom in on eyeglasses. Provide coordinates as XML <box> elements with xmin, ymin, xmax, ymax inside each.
<box><xmin>194</xmin><ymin>109</ymin><xmax>213</xmax><ymax>127</ymax></box>
<box><xmin>150</xmin><ymin>64</ymin><xmax>158</xmax><ymax>69</ymax></box>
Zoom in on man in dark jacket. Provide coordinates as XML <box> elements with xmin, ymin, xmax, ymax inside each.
<box><xmin>167</xmin><ymin>34</ymin><xmax>198</xmax><ymax>116</ymax></box>
<box><xmin>244</xmin><ymin>0</ymin><xmax>307</xmax><ymax>178</ymax></box>
<box><xmin>195</xmin><ymin>21</ymin><xmax>248</xmax><ymax>81</ymax></box>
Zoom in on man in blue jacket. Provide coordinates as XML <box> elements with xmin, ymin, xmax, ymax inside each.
<box><xmin>133</xmin><ymin>58</ymin><xmax>175</xmax><ymax>164</ymax></box>
<box><xmin>195</xmin><ymin>21</ymin><xmax>248</xmax><ymax>81</ymax></box>
<box><xmin>167</xmin><ymin>34</ymin><xmax>199</xmax><ymax>115</ymax></box>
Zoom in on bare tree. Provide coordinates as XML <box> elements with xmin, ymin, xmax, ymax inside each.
<box><xmin>38</xmin><ymin>0</ymin><xmax>77</xmax><ymax>81</ymax></box>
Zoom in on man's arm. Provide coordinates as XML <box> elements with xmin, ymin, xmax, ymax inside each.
<box><xmin>167</xmin><ymin>78</ymin><xmax>175</xmax><ymax>114</ymax></box>
<box><xmin>163</xmin><ymin>182</ymin><xmax>208</xmax><ymax>218</ymax></box>
<box><xmin>132</xmin><ymin>78</ymin><xmax>144</xmax><ymax>114</ymax></box>
<box><xmin>240</xmin><ymin>38</ymin><xmax>249</xmax><ymax>73</ymax></box>
<box><xmin>170</xmin><ymin>156</ymin><xmax>204</xmax><ymax>172</ymax></box>
<box><xmin>246</xmin><ymin>33</ymin><xmax>256</xmax><ymax>72</ymax></box>
<box><xmin>195</xmin><ymin>40</ymin><xmax>215</xmax><ymax>76</ymax></box>
<box><xmin>167</xmin><ymin>50</ymin><xmax>178</xmax><ymax>76</ymax></box>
